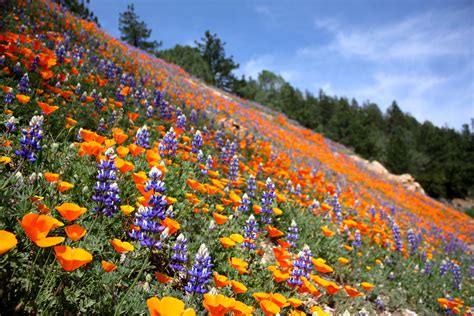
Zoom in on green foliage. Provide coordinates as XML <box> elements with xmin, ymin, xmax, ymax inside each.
<box><xmin>53</xmin><ymin>0</ymin><xmax>100</xmax><ymax>26</ymax></box>
<box><xmin>195</xmin><ymin>31</ymin><xmax>239</xmax><ymax>91</ymax></box>
<box><xmin>119</xmin><ymin>4</ymin><xmax>161</xmax><ymax>53</ymax></box>
<box><xmin>157</xmin><ymin>45</ymin><xmax>213</xmax><ymax>83</ymax></box>
<box><xmin>233</xmin><ymin>69</ymin><xmax>474</xmax><ymax>201</ymax></box>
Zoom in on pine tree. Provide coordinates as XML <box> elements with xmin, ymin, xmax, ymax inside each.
<box><xmin>119</xmin><ymin>4</ymin><xmax>161</xmax><ymax>53</ymax></box>
<box><xmin>195</xmin><ymin>31</ymin><xmax>239</xmax><ymax>91</ymax></box>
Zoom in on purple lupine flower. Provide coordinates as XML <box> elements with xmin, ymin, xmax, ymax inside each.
<box><xmin>97</xmin><ymin>118</ymin><xmax>107</xmax><ymax>133</ymax></box>
<box><xmin>295</xmin><ymin>184</ymin><xmax>301</xmax><ymax>196</ymax></box>
<box><xmin>75</xmin><ymin>83</ymin><xmax>81</xmax><ymax>95</ymax></box>
<box><xmin>439</xmin><ymin>259</ymin><xmax>450</xmax><ymax>276</ymax></box>
<box><xmin>159</xmin><ymin>127</ymin><xmax>178</xmax><ymax>157</ymax></box>
<box><xmin>55</xmin><ymin>45</ymin><xmax>67</xmax><ymax>64</ymax></box>
<box><xmin>191</xmin><ymin>130</ymin><xmax>202</xmax><ymax>154</ymax></box>
<box><xmin>237</xmin><ymin>193</ymin><xmax>251</xmax><ymax>213</ymax></box>
<box><xmin>91</xmin><ymin>148</ymin><xmax>121</xmax><ymax>217</ymax></box>
<box><xmin>144</xmin><ymin>166</ymin><xmax>167</xmax><ymax>221</ymax></box>
<box><xmin>17</xmin><ymin>73</ymin><xmax>30</xmax><ymax>94</ymax></box>
<box><xmin>196</xmin><ymin>150</ymin><xmax>204</xmax><ymax>163</ymax></box>
<box><xmin>13</xmin><ymin>62</ymin><xmax>22</xmax><ymax>75</ymax></box>
<box><xmin>201</xmin><ymin>154</ymin><xmax>213</xmax><ymax>175</ymax></box>
<box><xmin>185</xmin><ymin>244</ymin><xmax>213</xmax><ymax>295</ymax></box>
<box><xmin>287</xmin><ymin>245</ymin><xmax>312</xmax><ymax>287</ymax></box>
<box><xmin>286</xmin><ymin>180</ymin><xmax>293</xmax><ymax>193</ymax></box>
<box><xmin>391</xmin><ymin>222</ymin><xmax>402</xmax><ymax>252</ymax></box>
<box><xmin>170</xmin><ymin>234</ymin><xmax>188</xmax><ymax>272</ymax></box>
<box><xmin>214</xmin><ymin>130</ymin><xmax>224</xmax><ymax>148</ymax></box>
<box><xmin>5</xmin><ymin>116</ymin><xmax>17</xmax><ymax>132</ymax></box>
<box><xmin>451</xmin><ymin>262</ymin><xmax>461</xmax><ymax>290</ymax></box>
<box><xmin>260</xmin><ymin>178</ymin><xmax>276</xmax><ymax>224</ymax></box>
<box><xmin>229</xmin><ymin>155</ymin><xmax>239</xmax><ymax>182</ymax></box>
<box><xmin>352</xmin><ymin>230</ymin><xmax>362</xmax><ymax>248</ymax></box>
<box><xmin>242</xmin><ymin>215</ymin><xmax>258</xmax><ymax>250</ymax></box>
<box><xmin>287</xmin><ymin>220</ymin><xmax>299</xmax><ymax>249</ymax></box>
<box><xmin>30</xmin><ymin>55</ymin><xmax>39</xmax><ymax>72</ymax></box>
<box><xmin>190</xmin><ymin>109</ymin><xmax>197</xmax><ymax>123</ymax></box>
<box><xmin>135</xmin><ymin>125</ymin><xmax>150</xmax><ymax>149</ymax></box>
<box><xmin>146</xmin><ymin>105</ymin><xmax>154</xmax><ymax>118</ymax></box>
<box><xmin>407</xmin><ymin>229</ymin><xmax>418</xmax><ymax>255</ymax></box>
<box><xmin>130</xmin><ymin>205</ymin><xmax>165</xmax><ymax>248</ymax></box>
<box><xmin>176</xmin><ymin>114</ymin><xmax>186</xmax><ymax>129</ymax></box>
<box><xmin>4</xmin><ymin>91</ymin><xmax>14</xmax><ymax>105</ymax></box>
<box><xmin>15</xmin><ymin>115</ymin><xmax>44</xmax><ymax>162</ymax></box>
<box><xmin>247</xmin><ymin>174</ymin><xmax>256</xmax><ymax>197</ymax></box>
<box><xmin>257</xmin><ymin>163</ymin><xmax>264</xmax><ymax>178</ymax></box>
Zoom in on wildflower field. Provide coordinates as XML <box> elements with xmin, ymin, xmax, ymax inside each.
<box><xmin>0</xmin><ymin>1</ymin><xmax>473</xmax><ymax>315</ymax></box>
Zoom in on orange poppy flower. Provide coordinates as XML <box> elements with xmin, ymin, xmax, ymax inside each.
<box><xmin>338</xmin><ymin>257</ymin><xmax>350</xmax><ymax>265</ymax></box>
<box><xmin>37</xmin><ymin>101</ymin><xmax>59</xmax><ymax>115</ymax></box>
<box><xmin>360</xmin><ymin>282</ymin><xmax>375</xmax><ymax>292</ymax></box>
<box><xmin>55</xmin><ymin>203</ymin><xmax>87</xmax><ymax>221</ymax></box>
<box><xmin>16</xmin><ymin>94</ymin><xmax>30</xmax><ymax>104</ymax></box>
<box><xmin>54</xmin><ymin>246</ymin><xmax>93</xmax><ymax>271</ymax></box>
<box><xmin>155</xmin><ymin>272</ymin><xmax>173</xmax><ymax>284</ymax></box>
<box><xmin>269</xmin><ymin>293</ymin><xmax>287</xmax><ymax>308</ymax></box>
<box><xmin>230</xmin><ymin>280</ymin><xmax>247</xmax><ymax>294</ymax></box>
<box><xmin>160</xmin><ymin>218</ymin><xmax>180</xmax><ymax>235</ymax></box>
<box><xmin>64</xmin><ymin>224</ymin><xmax>87</xmax><ymax>241</ymax></box>
<box><xmin>312</xmin><ymin>258</ymin><xmax>334</xmax><ymax>273</ymax></box>
<box><xmin>344</xmin><ymin>285</ymin><xmax>364</xmax><ymax>297</ymax></box>
<box><xmin>111</xmin><ymin>238</ymin><xmax>134</xmax><ymax>253</ymax></box>
<box><xmin>260</xmin><ymin>300</ymin><xmax>280</xmax><ymax>316</ymax></box>
<box><xmin>147</xmin><ymin>296</ymin><xmax>195</xmax><ymax>316</ymax></box>
<box><xmin>116</xmin><ymin>146</ymin><xmax>129</xmax><ymax>157</ymax></box>
<box><xmin>0</xmin><ymin>230</ymin><xmax>18</xmax><ymax>254</ymax></box>
<box><xmin>203</xmin><ymin>294</ymin><xmax>236</xmax><ymax>316</ymax></box>
<box><xmin>132</xmin><ymin>171</ymin><xmax>148</xmax><ymax>185</ymax></box>
<box><xmin>272</xmin><ymin>269</ymin><xmax>290</xmax><ymax>282</ymax></box>
<box><xmin>19</xmin><ymin>213</ymin><xmax>65</xmax><ymax>247</ymax></box>
<box><xmin>229</xmin><ymin>257</ymin><xmax>248</xmax><ymax>274</ymax></box>
<box><xmin>120</xmin><ymin>205</ymin><xmax>135</xmax><ymax>215</ymax></box>
<box><xmin>44</xmin><ymin>172</ymin><xmax>60</xmax><ymax>183</ymax></box>
<box><xmin>58</xmin><ymin>181</ymin><xmax>74</xmax><ymax>193</ymax></box>
<box><xmin>219</xmin><ymin>237</ymin><xmax>236</xmax><ymax>248</ymax></box>
<box><xmin>213</xmin><ymin>272</ymin><xmax>230</xmax><ymax>288</ymax></box>
<box><xmin>267</xmin><ymin>226</ymin><xmax>284</xmax><ymax>238</ymax></box>
<box><xmin>229</xmin><ymin>234</ymin><xmax>244</xmax><ymax>243</ymax></box>
<box><xmin>287</xmin><ymin>298</ymin><xmax>303</xmax><ymax>308</ymax></box>
<box><xmin>213</xmin><ymin>212</ymin><xmax>228</xmax><ymax>225</ymax></box>
<box><xmin>65</xmin><ymin>117</ymin><xmax>77</xmax><ymax>128</ymax></box>
<box><xmin>233</xmin><ymin>301</ymin><xmax>254</xmax><ymax>316</ymax></box>
<box><xmin>120</xmin><ymin>86</ymin><xmax>131</xmax><ymax>96</ymax></box>
<box><xmin>101</xmin><ymin>260</ymin><xmax>118</xmax><ymax>272</ymax></box>
<box><xmin>320</xmin><ymin>226</ymin><xmax>335</xmax><ymax>237</ymax></box>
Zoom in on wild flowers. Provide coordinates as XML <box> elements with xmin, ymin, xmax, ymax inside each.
<box><xmin>92</xmin><ymin>148</ymin><xmax>121</xmax><ymax>217</ymax></box>
<box><xmin>185</xmin><ymin>244</ymin><xmax>213</xmax><ymax>295</ymax></box>
<box><xmin>15</xmin><ymin>115</ymin><xmax>44</xmax><ymax>162</ymax></box>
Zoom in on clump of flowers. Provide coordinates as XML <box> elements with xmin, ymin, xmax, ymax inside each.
<box><xmin>91</xmin><ymin>148</ymin><xmax>121</xmax><ymax>216</ymax></box>
<box><xmin>15</xmin><ymin>115</ymin><xmax>44</xmax><ymax>162</ymax></box>
<box><xmin>185</xmin><ymin>244</ymin><xmax>213</xmax><ymax>295</ymax></box>
<box><xmin>287</xmin><ymin>220</ymin><xmax>299</xmax><ymax>249</ymax></box>
<box><xmin>159</xmin><ymin>127</ymin><xmax>178</xmax><ymax>157</ymax></box>
<box><xmin>170</xmin><ymin>234</ymin><xmax>188</xmax><ymax>273</ymax></box>
<box><xmin>260</xmin><ymin>177</ymin><xmax>276</xmax><ymax>224</ymax></box>
<box><xmin>191</xmin><ymin>130</ymin><xmax>202</xmax><ymax>154</ymax></box>
<box><xmin>242</xmin><ymin>215</ymin><xmax>258</xmax><ymax>250</ymax></box>
<box><xmin>135</xmin><ymin>125</ymin><xmax>150</xmax><ymax>149</ymax></box>
<box><xmin>237</xmin><ymin>193</ymin><xmax>250</xmax><ymax>213</ymax></box>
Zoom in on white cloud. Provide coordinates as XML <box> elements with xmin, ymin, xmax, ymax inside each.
<box><xmin>317</xmin><ymin>10</ymin><xmax>471</xmax><ymax>62</ymax></box>
<box><xmin>237</xmin><ymin>55</ymin><xmax>275</xmax><ymax>79</ymax></box>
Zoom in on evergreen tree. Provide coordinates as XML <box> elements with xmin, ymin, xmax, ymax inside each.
<box><xmin>195</xmin><ymin>31</ymin><xmax>239</xmax><ymax>91</ymax></box>
<box><xmin>157</xmin><ymin>45</ymin><xmax>213</xmax><ymax>83</ymax></box>
<box><xmin>119</xmin><ymin>4</ymin><xmax>161</xmax><ymax>53</ymax></box>
<box><xmin>54</xmin><ymin>0</ymin><xmax>100</xmax><ymax>26</ymax></box>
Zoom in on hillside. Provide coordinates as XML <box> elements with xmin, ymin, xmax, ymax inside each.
<box><xmin>0</xmin><ymin>1</ymin><xmax>473</xmax><ymax>315</ymax></box>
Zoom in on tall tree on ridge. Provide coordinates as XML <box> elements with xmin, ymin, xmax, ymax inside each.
<box><xmin>119</xmin><ymin>4</ymin><xmax>161</xmax><ymax>53</ymax></box>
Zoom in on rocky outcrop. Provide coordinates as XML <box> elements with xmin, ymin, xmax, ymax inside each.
<box><xmin>350</xmin><ymin>155</ymin><xmax>426</xmax><ymax>195</ymax></box>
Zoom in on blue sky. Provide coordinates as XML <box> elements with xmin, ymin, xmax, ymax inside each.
<box><xmin>89</xmin><ymin>0</ymin><xmax>473</xmax><ymax>129</ymax></box>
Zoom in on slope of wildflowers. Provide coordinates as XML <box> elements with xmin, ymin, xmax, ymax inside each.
<box><xmin>0</xmin><ymin>1</ymin><xmax>473</xmax><ymax>315</ymax></box>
